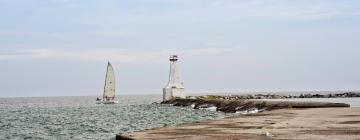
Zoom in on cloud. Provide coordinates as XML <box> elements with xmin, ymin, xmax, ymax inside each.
<box><xmin>113</xmin><ymin>0</ymin><xmax>360</xmax><ymax>22</ymax></box>
<box><xmin>0</xmin><ymin>48</ymin><xmax>232</xmax><ymax>63</ymax></box>
<box><xmin>196</xmin><ymin>0</ymin><xmax>360</xmax><ymax>20</ymax></box>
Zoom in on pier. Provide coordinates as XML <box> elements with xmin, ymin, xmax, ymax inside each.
<box><xmin>117</xmin><ymin>108</ymin><xmax>360</xmax><ymax>140</ymax></box>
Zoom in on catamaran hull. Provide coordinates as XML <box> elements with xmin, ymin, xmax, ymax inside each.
<box><xmin>96</xmin><ymin>100</ymin><xmax>119</xmax><ymax>104</ymax></box>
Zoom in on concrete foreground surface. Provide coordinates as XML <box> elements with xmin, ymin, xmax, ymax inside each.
<box><xmin>117</xmin><ymin>108</ymin><xmax>360</xmax><ymax>140</ymax></box>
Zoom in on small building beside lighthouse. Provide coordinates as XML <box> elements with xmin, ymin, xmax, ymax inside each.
<box><xmin>163</xmin><ymin>55</ymin><xmax>185</xmax><ymax>101</ymax></box>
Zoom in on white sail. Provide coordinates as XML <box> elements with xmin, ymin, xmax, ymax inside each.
<box><xmin>103</xmin><ymin>62</ymin><xmax>116</xmax><ymax>99</ymax></box>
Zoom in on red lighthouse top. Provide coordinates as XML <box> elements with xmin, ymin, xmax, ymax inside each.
<box><xmin>169</xmin><ymin>55</ymin><xmax>178</xmax><ymax>61</ymax></box>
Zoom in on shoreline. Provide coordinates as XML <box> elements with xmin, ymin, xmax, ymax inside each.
<box><xmin>117</xmin><ymin>107</ymin><xmax>360</xmax><ymax>140</ymax></box>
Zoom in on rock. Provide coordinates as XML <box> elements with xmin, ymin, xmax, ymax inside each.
<box><xmin>188</xmin><ymin>96</ymin><xmax>197</xmax><ymax>99</ymax></box>
<box><xmin>185</xmin><ymin>92</ymin><xmax>360</xmax><ymax>100</ymax></box>
<box><xmin>299</xmin><ymin>94</ymin><xmax>305</xmax><ymax>98</ymax></box>
<box><xmin>235</xmin><ymin>107</ymin><xmax>259</xmax><ymax>114</ymax></box>
<box><xmin>304</xmin><ymin>94</ymin><xmax>312</xmax><ymax>98</ymax></box>
<box><xmin>196</xmin><ymin>103</ymin><xmax>216</xmax><ymax>109</ymax></box>
<box><xmin>199</xmin><ymin>106</ymin><xmax>217</xmax><ymax>111</ymax></box>
<box><xmin>162</xmin><ymin>98</ymin><xmax>350</xmax><ymax>113</ymax></box>
<box><xmin>265</xmin><ymin>131</ymin><xmax>274</xmax><ymax>137</ymax></box>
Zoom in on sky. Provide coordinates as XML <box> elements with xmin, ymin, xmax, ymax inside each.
<box><xmin>0</xmin><ymin>0</ymin><xmax>360</xmax><ymax>97</ymax></box>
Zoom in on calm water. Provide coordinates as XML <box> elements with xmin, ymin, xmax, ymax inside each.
<box><xmin>0</xmin><ymin>95</ymin><xmax>224</xmax><ymax>140</ymax></box>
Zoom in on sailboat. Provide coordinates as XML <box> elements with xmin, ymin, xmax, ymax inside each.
<box><xmin>97</xmin><ymin>62</ymin><xmax>119</xmax><ymax>104</ymax></box>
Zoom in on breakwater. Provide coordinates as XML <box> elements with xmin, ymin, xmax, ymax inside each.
<box><xmin>188</xmin><ymin>92</ymin><xmax>360</xmax><ymax>100</ymax></box>
<box><xmin>161</xmin><ymin>98</ymin><xmax>349</xmax><ymax>113</ymax></box>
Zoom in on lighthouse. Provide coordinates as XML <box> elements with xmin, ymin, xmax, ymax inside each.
<box><xmin>163</xmin><ymin>55</ymin><xmax>185</xmax><ymax>101</ymax></box>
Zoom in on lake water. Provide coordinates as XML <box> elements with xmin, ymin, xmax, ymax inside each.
<box><xmin>0</xmin><ymin>95</ymin><xmax>224</xmax><ymax>140</ymax></box>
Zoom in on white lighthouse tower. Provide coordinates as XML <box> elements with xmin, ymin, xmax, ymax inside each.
<box><xmin>163</xmin><ymin>55</ymin><xmax>185</xmax><ymax>101</ymax></box>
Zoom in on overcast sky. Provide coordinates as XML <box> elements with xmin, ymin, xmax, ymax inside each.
<box><xmin>0</xmin><ymin>0</ymin><xmax>359</xmax><ymax>97</ymax></box>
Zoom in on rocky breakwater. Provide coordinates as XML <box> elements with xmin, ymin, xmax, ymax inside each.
<box><xmin>161</xmin><ymin>98</ymin><xmax>350</xmax><ymax>113</ymax></box>
<box><xmin>187</xmin><ymin>92</ymin><xmax>360</xmax><ymax>100</ymax></box>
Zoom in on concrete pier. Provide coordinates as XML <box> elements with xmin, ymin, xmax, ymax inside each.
<box><xmin>117</xmin><ymin>108</ymin><xmax>360</xmax><ymax>140</ymax></box>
